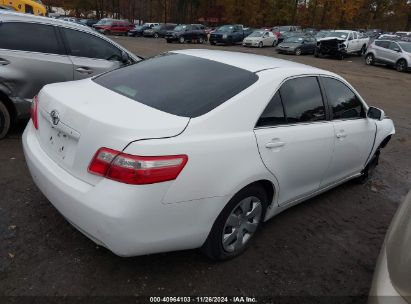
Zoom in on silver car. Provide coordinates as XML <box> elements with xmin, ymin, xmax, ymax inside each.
<box><xmin>369</xmin><ymin>191</ymin><xmax>411</xmax><ymax>304</ymax></box>
<box><xmin>365</xmin><ymin>39</ymin><xmax>411</xmax><ymax>72</ymax></box>
<box><xmin>0</xmin><ymin>11</ymin><xmax>141</xmax><ymax>139</ymax></box>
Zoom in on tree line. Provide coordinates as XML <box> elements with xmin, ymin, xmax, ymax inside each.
<box><xmin>43</xmin><ymin>0</ymin><xmax>411</xmax><ymax>31</ymax></box>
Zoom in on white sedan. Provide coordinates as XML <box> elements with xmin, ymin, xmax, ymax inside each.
<box><xmin>243</xmin><ymin>30</ymin><xmax>277</xmax><ymax>47</ymax></box>
<box><xmin>23</xmin><ymin>50</ymin><xmax>395</xmax><ymax>260</ymax></box>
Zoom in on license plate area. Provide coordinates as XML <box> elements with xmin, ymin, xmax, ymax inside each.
<box><xmin>46</xmin><ymin>126</ymin><xmax>77</xmax><ymax>166</ymax></box>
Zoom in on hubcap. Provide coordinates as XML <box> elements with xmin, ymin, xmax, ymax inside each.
<box><xmin>222</xmin><ymin>196</ymin><xmax>263</xmax><ymax>253</ymax></box>
<box><xmin>296</xmin><ymin>49</ymin><xmax>301</xmax><ymax>55</ymax></box>
<box><xmin>366</xmin><ymin>56</ymin><xmax>372</xmax><ymax>64</ymax></box>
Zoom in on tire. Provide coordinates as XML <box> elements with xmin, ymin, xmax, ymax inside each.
<box><xmin>365</xmin><ymin>53</ymin><xmax>375</xmax><ymax>65</ymax></box>
<box><xmin>154</xmin><ymin>33</ymin><xmax>159</xmax><ymax>38</ymax></box>
<box><xmin>0</xmin><ymin>101</ymin><xmax>11</xmax><ymax>140</ymax></box>
<box><xmin>396</xmin><ymin>59</ymin><xmax>407</xmax><ymax>72</ymax></box>
<box><xmin>166</xmin><ymin>39</ymin><xmax>171</xmax><ymax>43</ymax></box>
<box><xmin>210</xmin><ymin>41</ymin><xmax>216</xmax><ymax>45</ymax></box>
<box><xmin>198</xmin><ymin>36</ymin><xmax>204</xmax><ymax>44</ymax></box>
<box><xmin>258</xmin><ymin>41</ymin><xmax>263</xmax><ymax>48</ymax></box>
<box><xmin>179</xmin><ymin>36</ymin><xmax>185</xmax><ymax>44</ymax></box>
<box><xmin>295</xmin><ymin>48</ymin><xmax>302</xmax><ymax>56</ymax></box>
<box><xmin>201</xmin><ymin>184</ymin><xmax>268</xmax><ymax>260</ymax></box>
<box><xmin>314</xmin><ymin>48</ymin><xmax>320</xmax><ymax>58</ymax></box>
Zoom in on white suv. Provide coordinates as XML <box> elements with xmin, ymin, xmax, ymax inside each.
<box><xmin>365</xmin><ymin>39</ymin><xmax>411</xmax><ymax>72</ymax></box>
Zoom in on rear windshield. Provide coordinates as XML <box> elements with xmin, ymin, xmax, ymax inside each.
<box><xmin>93</xmin><ymin>53</ymin><xmax>259</xmax><ymax>118</ymax></box>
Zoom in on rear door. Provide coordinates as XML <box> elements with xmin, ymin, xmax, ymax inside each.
<box><xmin>319</xmin><ymin>76</ymin><xmax>376</xmax><ymax>186</ymax></box>
<box><xmin>254</xmin><ymin>76</ymin><xmax>334</xmax><ymax>206</ymax></box>
<box><xmin>0</xmin><ymin>21</ymin><xmax>73</xmax><ymax>100</ymax></box>
<box><xmin>60</xmin><ymin>27</ymin><xmax>124</xmax><ymax>80</ymax></box>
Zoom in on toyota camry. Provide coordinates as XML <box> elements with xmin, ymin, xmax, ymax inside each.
<box><xmin>22</xmin><ymin>50</ymin><xmax>395</xmax><ymax>260</ymax></box>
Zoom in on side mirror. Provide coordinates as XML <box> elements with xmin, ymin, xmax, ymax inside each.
<box><xmin>394</xmin><ymin>48</ymin><xmax>401</xmax><ymax>52</ymax></box>
<box><xmin>121</xmin><ymin>51</ymin><xmax>130</xmax><ymax>63</ymax></box>
<box><xmin>367</xmin><ymin>106</ymin><xmax>385</xmax><ymax>121</ymax></box>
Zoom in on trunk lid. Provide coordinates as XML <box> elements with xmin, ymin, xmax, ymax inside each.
<box><xmin>36</xmin><ymin>78</ymin><xmax>189</xmax><ymax>185</ymax></box>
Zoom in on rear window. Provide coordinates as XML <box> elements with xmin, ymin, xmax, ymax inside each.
<box><xmin>93</xmin><ymin>53</ymin><xmax>259</xmax><ymax>118</ymax></box>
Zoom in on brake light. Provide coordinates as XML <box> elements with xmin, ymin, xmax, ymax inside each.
<box><xmin>30</xmin><ymin>95</ymin><xmax>39</xmax><ymax>129</ymax></box>
<box><xmin>88</xmin><ymin>148</ymin><xmax>188</xmax><ymax>185</ymax></box>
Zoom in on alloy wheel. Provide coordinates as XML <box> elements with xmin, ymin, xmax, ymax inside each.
<box><xmin>295</xmin><ymin>48</ymin><xmax>302</xmax><ymax>56</ymax></box>
<box><xmin>396</xmin><ymin>60</ymin><xmax>407</xmax><ymax>72</ymax></box>
<box><xmin>365</xmin><ymin>54</ymin><xmax>374</xmax><ymax>65</ymax></box>
<box><xmin>222</xmin><ymin>196</ymin><xmax>263</xmax><ymax>253</ymax></box>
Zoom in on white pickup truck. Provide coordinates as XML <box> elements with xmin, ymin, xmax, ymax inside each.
<box><xmin>315</xmin><ymin>30</ymin><xmax>370</xmax><ymax>58</ymax></box>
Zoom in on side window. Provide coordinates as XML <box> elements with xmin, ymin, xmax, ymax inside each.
<box><xmin>389</xmin><ymin>42</ymin><xmax>400</xmax><ymax>51</ymax></box>
<box><xmin>322</xmin><ymin>77</ymin><xmax>365</xmax><ymax>120</ymax></box>
<box><xmin>353</xmin><ymin>32</ymin><xmax>358</xmax><ymax>39</ymax></box>
<box><xmin>256</xmin><ymin>91</ymin><xmax>286</xmax><ymax>127</ymax></box>
<box><xmin>280</xmin><ymin>77</ymin><xmax>326</xmax><ymax>123</ymax></box>
<box><xmin>62</xmin><ymin>28</ymin><xmax>122</xmax><ymax>61</ymax></box>
<box><xmin>0</xmin><ymin>22</ymin><xmax>63</xmax><ymax>54</ymax></box>
<box><xmin>25</xmin><ymin>4</ymin><xmax>34</xmax><ymax>14</ymax></box>
<box><xmin>377</xmin><ymin>41</ymin><xmax>390</xmax><ymax>48</ymax></box>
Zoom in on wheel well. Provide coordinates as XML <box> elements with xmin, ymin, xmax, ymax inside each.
<box><xmin>248</xmin><ymin>180</ymin><xmax>275</xmax><ymax>205</ymax></box>
<box><xmin>0</xmin><ymin>91</ymin><xmax>16</xmax><ymax>123</ymax></box>
<box><xmin>379</xmin><ymin>135</ymin><xmax>392</xmax><ymax>149</ymax></box>
<box><xmin>396</xmin><ymin>58</ymin><xmax>407</xmax><ymax>65</ymax></box>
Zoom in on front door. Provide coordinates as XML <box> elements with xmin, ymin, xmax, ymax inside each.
<box><xmin>320</xmin><ymin>76</ymin><xmax>376</xmax><ymax>186</ymax></box>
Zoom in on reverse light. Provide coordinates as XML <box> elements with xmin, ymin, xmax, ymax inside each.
<box><xmin>30</xmin><ymin>95</ymin><xmax>39</xmax><ymax>130</ymax></box>
<box><xmin>88</xmin><ymin>148</ymin><xmax>188</xmax><ymax>185</ymax></box>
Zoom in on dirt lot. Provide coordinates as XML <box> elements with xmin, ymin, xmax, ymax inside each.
<box><xmin>1</xmin><ymin>37</ymin><xmax>410</xmax><ymax>301</ymax></box>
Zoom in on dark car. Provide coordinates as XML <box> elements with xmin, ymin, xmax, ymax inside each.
<box><xmin>80</xmin><ymin>19</ymin><xmax>98</xmax><ymax>27</ymax></box>
<box><xmin>143</xmin><ymin>23</ymin><xmax>176</xmax><ymax>38</ymax></box>
<box><xmin>128</xmin><ymin>24</ymin><xmax>150</xmax><ymax>37</ymax></box>
<box><xmin>165</xmin><ymin>24</ymin><xmax>206</xmax><ymax>44</ymax></box>
<box><xmin>209</xmin><ymin>24</ymin><xmax>246</xmax><ymax>45</ymax></box>
<box><xmin>277</xmin><ymin>31</ymin><xmax>300</xmax><ymax>44</ymax></box>
<box><xmin>276</xmin><ymin>35</ymin><xmax>316</xmax><ymax>55</ymax></box>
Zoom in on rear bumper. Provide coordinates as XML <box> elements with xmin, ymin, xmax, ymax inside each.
<box><xmin>22</xmin><ymin>123</ymin><xmax>225</xmax><ymax>257</ymax></box>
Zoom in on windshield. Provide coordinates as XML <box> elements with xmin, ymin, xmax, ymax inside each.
<box><xmin>174</xmin><ymin>25</ymin><xmax>187</xmax><ymax>32</ymax></box>
<box><xmin>284</xmin><ymin>36</ymin><xmax>305</xmax><ymax>43</ymax></box>
<box><xmin>326</xmin><ymin>31</ymin><xmax>348</xmax><ymax>39</ymax></box>
<box><xmin>399</xmin><ymin>42</ymin><xmax>411</xmax><ymax>53</ymax></box>
<box><xmin>279</xmin><ymin>26</ymin><xmax>290</xmax><ymax>32</ymax></box>
<box><xmin>249</xmin><ymin>31</ymin><xmax>264</xmax><ymax>37</ymax></box>
<box><xmin>217</xmin><ymin>25</ymin><xmax>234</xmax><ymax>32</ymax></box>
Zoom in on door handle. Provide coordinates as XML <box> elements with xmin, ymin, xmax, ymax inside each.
<box><xmin>336</xmin><ymin>131</ymin><xmax>347</xmax><ymax>139</ymax></box>
<box><xmin>265</xmin><ymin>140</ymin><xmax>285</xmax><ymax>149</ymax></box>
<box><xmin>75</xmin><ymin>67</ymin><xmax>94</xmax><ymax>74</ymax></box>
<box><xmin>0</xmin><ymin>58</ymin><xmax>10</xmax><ymax>66</ymax></box>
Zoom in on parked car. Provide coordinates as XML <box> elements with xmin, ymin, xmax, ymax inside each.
<box><xmin>209</xmin><ymin>24</ymin><xmax>245</xmax><ymax>45</ymax></box>
<box><xmin>369</xmin><ymin>191</ymin><xmax>411</xmax><ymax>304</ymax></box>
<box><xmin>0</xmin><ymin>11</ymin><xmax>141</xmax><ymax>139</ymax></box>
<box><xmin>164</xmin><ymin>24</ymin><xmax>206</xmax><ymax>43</ymax></box>
<box><xmin>277</xmin><ymin>35</ymin><xmax>316</xmax><ymax>55</ymax></box>
<box><xmin>23</xmin><ymin>49</ymin><xmax>394</xmax><ymax>260</ymax></box>
<box><xmin>143</xmin><ymin>23</ymin><xmax>176</xmax><ymax>38</ymax></box>
<box><xmin>242</xmin><ymin>30</ymin><xmax>277</xmax><ymax>48</ymax></box>
<box><xmin>128</xmin><ymin>24</ymin><xmax>150</xmax><ymax>37</ymax></box>
<box><xmin>94</xmin><ymin>20</ymin><xmax>133</xmax><ymax>35</ymax></box>
<box><xmin>277</xmin><ymin>31</ymin><xmax>300</xmax><ymax>44</ymax></box>
<box><xmin>273</xmin><ymin>25</ymin><xmax>302</xmax><ymax>41</ymax></box>
<box><xmin>315</xmin><ymin>30</ymin><xmax>369</xmax><ymax>59</ymax></box>
<box><xmin>365</xmin><ymin>40</ymin><xmax>411</xmax><ymax>72</ymax></box>
<box><xmin>79</xmin><ymin>18</ymin><xmax>98</xmax><ymax>27</ymax></box>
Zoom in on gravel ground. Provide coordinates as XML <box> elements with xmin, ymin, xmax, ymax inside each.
<box><xmin>0</xmin><ymin>37</ymin><xmax>410</xmax><ymax>302</ymax></box>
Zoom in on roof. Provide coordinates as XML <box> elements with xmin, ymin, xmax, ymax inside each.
<box><xmin>172</xmin><ymin>49</ymin><xmax>323</xmax><ymax>73</ymax></box>
<box><xmin>0</xmin><ymin>11</ymin><xmax>93</xmax><ymax>33</ymax></box>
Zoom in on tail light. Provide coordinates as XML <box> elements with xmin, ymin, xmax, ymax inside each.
<box><xmin>30</xmin><ymin>95</ymin><xmax>39</xmax><ymax>129</ymax></box>
<box><xmin>88</xmin><ymin>147</ymin><xmax>188</xmax><ymax>185</ymax></box>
